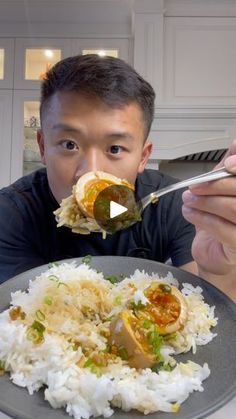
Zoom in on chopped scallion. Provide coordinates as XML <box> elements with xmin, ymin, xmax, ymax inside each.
<box><xmin>36</xmin><ymin>310</ymin><xmax>45</xmax><ymax>321</ymax></box>
<box><xmin>48</xmin><ymin>262</ymin><xmax>60</xmax><ymax>268</ymax></box>
<box><xmin>48</xmin><ymin>274</ymin><xmax>59</xmax><ymax>282</ymax></box>
<box><xmin>31</xmin><ymin>320</ymin><xmax>45</xmax><ymax>336</ymax></box>
<box><xmin>143</xmin><ymin>319</ymin><xmax>153</xmax><ymax>329</ymax></box>
<box><xmin>159</xmin><ymin>283</ymin><xmax>172</xmax><ymax>294</ymax></box>
<box><xmin>57</xmin><ymin>282</ymin><xmax>69</xmax><ymax>289</ymax></box>
<box><xmin>82</xmin><ymin>255</ymin><xmax>92</xmax><ymax>264</ymax></box>
<box><xmin>106</xmin><ymin>275</ymin><xmax>118</xmax><ymax>284</ymax></box>
<box><xmin>84</xmin><ymin>358</ymin><xmax>94</xmax><ymax>368</ymax></box>
<box><xmin>44</xmin><ymin>296</ymin><xmax>53</xmax><ymax>305</ymax></box>
<box><xmin>114</xmin><ymin>295</ymin><xmax>122</xmax><ymax>305</ymax></box>
<box><xmin>118</xmin><ymin>346</ymin><xmax>129</xmax><ymax>360</ymax></box>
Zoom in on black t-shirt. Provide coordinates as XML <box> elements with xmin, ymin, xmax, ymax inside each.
<box><xmin>0</xmin><ymin>168</ymin><xmax>195</xmax><ymax>283</ymax></box>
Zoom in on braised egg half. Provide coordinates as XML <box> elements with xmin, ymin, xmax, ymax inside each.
<box><xmin>109</xmin><ymin>282</ymin><xmax>188</xmax><ymax>369</ymax></box>
<box><xmin>74</xmin><ymin>171</ymin><xmax>134</xmax><ymax>218</ymax></box>
<box><xmin>142</xmin><ymin>281</ymin><xmax>188</xmax><ymax>335</ymax></box>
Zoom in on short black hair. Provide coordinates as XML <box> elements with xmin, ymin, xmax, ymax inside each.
<box><xmin>40</xmin><ymin>54</ymin><xmax>155</xmax><ymax>139</ymax></box>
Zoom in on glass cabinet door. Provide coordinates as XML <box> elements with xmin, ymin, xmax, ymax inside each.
<box><xmin>11</xmin><ymin>92</ymin><xmax>43</xmax><ymax>183</ymax></box>
<box><xmin>71</xmin><ymin>38</ymin><xmax>130</xmax><ymax>63</ymax></box>
<box><xmin>25</xmin><ymin>49</ymin><xmax>61</xmax><ymax>80</ymax></box>
<box><xmin>0</xmin><ymin>90</ymin><xmax>13</xmax><ymax>188</ymax></box>
<box><xmin>0</xmin><ymin>39</ymin><xmax>14</xmax><ymax>88</ymax></box>
<box><xmin>82</xmin><ymin>49</ymin><xmax>119</xmax><ymax>58</ymax></box>
<box><xmin>23</xmin><ymin>101</ymin><xmax>43</xmax><ymax>176</ymax></box>
<box><xmin>14</xmin><ymin>38</ymin><xmax>72</xmax><ymax>89</ymax></box>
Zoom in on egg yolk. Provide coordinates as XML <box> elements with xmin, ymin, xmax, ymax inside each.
<box><xmin>81</xmin><ymin>179</ymin><xmax>115</xmax><ymax>217</ymax></box>
<box><xmin>143</xmin><ymin>285</ymin><xmax>181</xmax><ymax>332</ymax></box>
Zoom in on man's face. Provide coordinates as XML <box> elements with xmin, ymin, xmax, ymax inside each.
<box><xmin>37</xmin><ymin>91</ymin><xmax>152</xmax><ymax>203</ymax></box>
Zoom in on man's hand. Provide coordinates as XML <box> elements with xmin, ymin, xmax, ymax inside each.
<box><xmin>182</xmin><ymin>140</ymin><xmax>236</xmax><ymax>279</ymax></box>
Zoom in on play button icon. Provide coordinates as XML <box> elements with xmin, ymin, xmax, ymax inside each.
<box><xmin>110</xmin><ymin>201</ymin><xmax>128</xmax><ymax>219</ymax></box>
<box><xmin>93</xmin><ymin>184</ymin><xmax>142</xmax><ymax>234</ymax></box>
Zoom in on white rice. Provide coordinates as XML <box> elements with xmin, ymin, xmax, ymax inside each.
<box><xmin>0</xmin><ymin>261</ymin><xmax>217</xmax><ymax>418</ymax></box>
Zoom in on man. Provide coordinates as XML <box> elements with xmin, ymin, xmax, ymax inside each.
<box><xmin>0</xmin><ymin>55</ymin><xmax>235</xmax><ymax>300</ymax></box>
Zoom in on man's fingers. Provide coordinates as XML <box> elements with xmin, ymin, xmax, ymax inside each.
<box><xmin>215</xmin><ymin>139</ymin><xmax>236</xmax><ymax>171</ymax></box>
<box><xmin>224</xmin><ymin>155</ymin><xmax>236</xmax><ymax>174</ymax></box>
<box><xmin>182</xmin><ymin>192</ymin><xmax>236</xmax><ymax>224</ymax></box>
<box><xmin>182</xmin><ymin>205</ymin><xmax>236</xmax><ymax>250</ymax></box>
<box><xmin>188</xmin><ymin>172</ymin><xmax>236</xmax><ymax>195</ymax></box>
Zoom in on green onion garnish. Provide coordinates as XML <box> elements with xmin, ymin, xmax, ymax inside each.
<box><xmin>82</xmin><ymin>255</ymin><xmax>92</xmax><ymax>264</ymax></box>
<box><xmin>159</xmin><ymin>283</ymin><xmax>171</xmax><ymax>293</ymax></box>
<box><xmin>48</xmin><ymin>274</ymin><xmax>59</xmax><ymax>282</ymax></box>
<box><xmin>48</xmin><ymin>262</ymin><xmax>59</xmax><ymax>268</ymax></box>
<box><xmin>84</xmin><ymin>358</ymin><xmax>94</xmax><ymax>368</ymax></box>
<box><xmin>114</xmin><ymin>295</ymin><xmax>122</xmax><ymax>305</ymax></box>
<box><xmin>26</xmin><ymin>320</ymin><xmax>45</xmax><ymax>344</ymax></box>
<box><xmin>143</xmin><ymin>319</ymin><xmax>153</xmax><ymax>329</ymax></box>
<box><xmin>27</xmin><ymin>328</ymin><xmax>41</xmax><ymax>342</ymax></box>
<box><xmin>57</xmin><ymin>282</ymin><xmax>69</xmax><ymax>289</ymax></box>
<box><xmin>147</xmin><ymin>326</ymin><xmax>163</xmax><ymax>359</ymax></box>
<box><xmin>151</xmin><ymin>362</ymin><xmax>162</xmax><ymax>373</ymax></box>
<box><xmin>160</xmin><ymin>364</ymin><xmax>172</xmax><ymax>372</ymax></box>
<box><xmin>31</xmin><ymin>320</ymin><xmax>45</xmax><ymax>336</ymax></box>
<box><xmin>105</xmin><ymin>275</ymin><xmax>118</xmax><ymax>284</ymax></box>
<box><xmin>118</xmin><ymin>346</ymin><xmax>129</xmax><ymax>360</ymax></box>
<box><xmin>130</xmin><ymin>300</ymin><xmax>145</xmax><ymax>311</ymax></box>
<box><xmin>44</xmin><ymin>296</ymin><xmax>53</xmax><ymax>305</ymax></box>
<box><xmin>36</xmin><ymin>310</ymin><xmax>45</xmax><ymax>321</ymax></box>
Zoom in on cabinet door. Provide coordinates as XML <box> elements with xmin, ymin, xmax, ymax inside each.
<box><xmin>11</xmin><ymin>91</ymin><xmax>41</xmax><ymax>183</ymax></box>
<box><xmin>0</xmin><ymin>90</ymin><xmax>13</xmax><ymax>188</ymax></box>
<box><xmin>14</xmin><ymin>38</ymin><xmax>72</xmax><ymax>89</ymax></box>
<box><xmin>0</xmin><ymin>39</ymin><xmax>14</xmax><ymax>89</ymax></box>
<box><xmin>71</xmin><ymin>38</ymin><xmax>131</xmax><ymax>63</ymax></box>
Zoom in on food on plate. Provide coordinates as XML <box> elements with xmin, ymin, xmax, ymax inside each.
<box><xmin>54</xmin><ymin>171</ymin><xmax>134</xmax><ymax>236</ymax></box>
<box><xmin>75</xmin><ymin>171</ymin><xmax>134</xmax><ymax>218</ymax></box>
<box><xmin>142</xmin><ymin>281</ymin><xmax>188</xmax><ymax>334</ymax></box>
<box><xmin>0</xmin><ymin>261</ymin><xmax>217</xmax><ymax>418</ymax></box>
<box><xmin>109</xmin><ymin>309</ymin><xmax>157</xmax><ymax>368</ymax></box>
<box><xmin>109</xmin><ymin>281</ymin><xmax>188</xmax><ymax>368</ymax></box>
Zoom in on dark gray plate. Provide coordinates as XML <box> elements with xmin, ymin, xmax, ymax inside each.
<box><xmin>0</xmin><ymin>256</ymin><xmax>236</xmax><ymax>419</ymax></box>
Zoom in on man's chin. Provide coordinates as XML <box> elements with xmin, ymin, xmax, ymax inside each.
<box><xmin>51</xmin><ymin>190</ymin><xmax>72</xmax><ymax>205</ymax></box>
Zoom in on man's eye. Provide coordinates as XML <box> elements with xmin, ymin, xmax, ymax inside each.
<box><xmin>61</xmin><ymin>140</ymin><xmax>78</xmax><ymax>150</ymax></box>
<box><xmin>109</xmin><ymin>145</ymin><xmax>123</xmax><ymax>154</ymax></box>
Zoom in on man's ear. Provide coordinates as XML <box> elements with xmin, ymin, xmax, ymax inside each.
<box><xmin>138</xmin><ymin>141</ymin><xmax>153</xmax><ymax>173</ymax></box>
<box><xmin>37</xmin><ymin>129</ymin><xmax>46</xmax><ymax>165</ymax></box>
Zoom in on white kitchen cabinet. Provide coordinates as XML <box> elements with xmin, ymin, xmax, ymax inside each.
<box><xmin>0</xmin><ymin>90</ymin><xmax>13</xmax><ymax>188</ymax></box>
<box><xmin>0</xmin><ymin>39</ymin><xmax>14</xmax><ymax>89</ymax></box>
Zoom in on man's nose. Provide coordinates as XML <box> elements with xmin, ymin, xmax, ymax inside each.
<box><xmin>76</xmin><ymin>149</ymin><xmax>103</xmax><ymax>178</ymax></box>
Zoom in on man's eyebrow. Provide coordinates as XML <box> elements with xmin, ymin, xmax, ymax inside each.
<box><xmin>52</xmin><ymin>123</ymin><xmax>82</xmax><ymax>133</ymax></box>
<box><xmin>106</xmin><ymin>132</ymin><xmax>134</xmax><ymax>141</ymax></box>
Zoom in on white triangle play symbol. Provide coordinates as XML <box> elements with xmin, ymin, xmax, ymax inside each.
<box><xmin>110</xmin><ymin>201</ymin><xmax>128</xmax><ymax>219</ymax></box>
